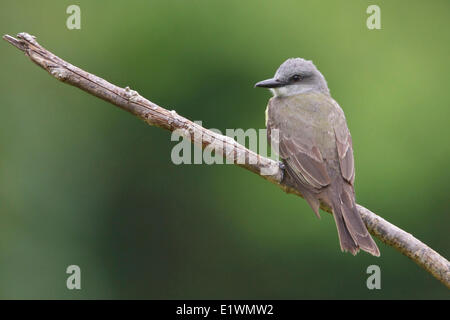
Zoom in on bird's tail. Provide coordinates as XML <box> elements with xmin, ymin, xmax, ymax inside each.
<box><xmin>329</xmin><ymin>184</ymin><xmax>380</xmax><ymax>257</ymax></box>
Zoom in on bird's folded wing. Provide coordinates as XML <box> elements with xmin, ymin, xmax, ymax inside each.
<box><xmin>279</xmin><ymin>137</ymin><xmax>331</xmax><ymax>191</ymax></box>
<box><xmin>334</xmin><ymin>125</ymin><xmax>355</xmax><ymax>185</ymax></box>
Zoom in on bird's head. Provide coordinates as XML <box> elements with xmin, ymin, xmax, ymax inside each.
<box><xmin>255</xmin><ymin>58</ymin><xmax>330</xmax><ymax>97</ymax></box>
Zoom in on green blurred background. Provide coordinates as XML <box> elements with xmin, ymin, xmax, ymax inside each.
<box><xmin>0</xmin><ymin>0</ymin><xmax>449</xmax><ymax>299</ymax></box>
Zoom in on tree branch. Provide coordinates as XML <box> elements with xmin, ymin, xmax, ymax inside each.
<box><xmin>3</xmin><ymin>32</ymin><xmax>449</xmax><ymax>288</ymax></box>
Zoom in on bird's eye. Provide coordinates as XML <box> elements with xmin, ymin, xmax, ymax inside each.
<box><xmin>291</xmin><ymin>74</ymin><xmax>301</xmax><ymax>81</ymax></box>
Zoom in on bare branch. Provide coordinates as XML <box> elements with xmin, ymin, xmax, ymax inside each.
<box><xmin>3</xmin><ymin>32</ymin><xmax>449</xmax><ymax>288</ymax></box>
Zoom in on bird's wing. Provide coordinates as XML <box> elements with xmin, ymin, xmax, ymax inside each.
<box><xmin>279</xmin><ymin>137</ymin><xmax>331</xmax><ymax>190</ymax></box>
<box><xmin>333</xmin><ymin>106</ymin><xmax>355</xmax><ymax>185</ymax></box>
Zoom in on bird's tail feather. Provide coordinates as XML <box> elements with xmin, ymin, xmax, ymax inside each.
<box><xmin>330</xmin><ymin>185</ymin><xmax>380</xmax><ymax>257</ymax></box>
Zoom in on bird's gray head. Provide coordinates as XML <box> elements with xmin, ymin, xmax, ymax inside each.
<box><xmin>255</xmin><ymin>58</ymin><xmax>330</xmax><ymax>97</ymax></box>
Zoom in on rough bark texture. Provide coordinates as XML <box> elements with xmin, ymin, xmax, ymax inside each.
<box><xmin>3</xmin><ymin>32</ymin><xmax>449</xmax><ymax>288</ymax></box>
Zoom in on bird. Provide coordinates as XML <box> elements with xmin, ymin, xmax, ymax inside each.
<box><xmin>255</xmin><ymin>58</ymin><xmax>380</xmax><ymax>256</ymax></box>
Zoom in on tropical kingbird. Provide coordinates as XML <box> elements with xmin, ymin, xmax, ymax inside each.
<box><xmin>255</xmin><ymin>58</ymin><xmax>379</xmax><ymax>256</ymax></box>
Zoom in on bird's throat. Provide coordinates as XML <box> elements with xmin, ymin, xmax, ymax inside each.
<box><xmin>271</xmin><ymin>84</ymin><xmax>317</xmax><ymax>97</ymax></box>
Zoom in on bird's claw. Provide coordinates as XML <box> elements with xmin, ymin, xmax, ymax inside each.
<box><xmin>278</xmin><ymin>161</ymin><xmax>286</xmax><ymax>181</ymax></box>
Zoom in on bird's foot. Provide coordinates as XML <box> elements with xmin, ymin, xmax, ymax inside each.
<box><xmin>278</xmin><ymin>161</ymin><xmax>286</xmax><ymax>181</ymax></box>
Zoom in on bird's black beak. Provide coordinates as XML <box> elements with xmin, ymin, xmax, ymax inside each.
<box><xmin>254</xmin><ymin>78</ymin><xmax>285</xmax><ymax>88</ymax></box>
